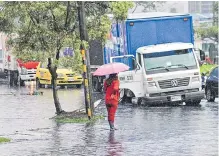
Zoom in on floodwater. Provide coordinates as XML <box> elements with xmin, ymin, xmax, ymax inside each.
<box><xmin>0</xmin><ymin>84</ymin><xmax>218</xmax><ymax>156</ymax></box>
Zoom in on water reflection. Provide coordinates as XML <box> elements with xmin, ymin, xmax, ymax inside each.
<box><xmin>50</xmin><ymin>123</ymin><xmax>62</xmax><ymax>155</ymax></box>
<box><xmin>107</xmin><ymin>131</ymin><xmax>123</xmax><ymax>156</ymax></box>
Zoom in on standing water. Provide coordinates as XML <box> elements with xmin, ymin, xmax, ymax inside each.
<box><xmin>0</xmin><ymin>84</ymin><xmax>218</xmax><ymax>156</ymax></box>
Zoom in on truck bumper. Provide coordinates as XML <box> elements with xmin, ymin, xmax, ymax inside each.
<box><xmin>143</xmin><ymin>90</ymin><xmax>205</xmax><ymax>105</ymax></box>
<box><xmin>20</xmin><ymin>75</ymin><xmax>36</xmax><ymax>81</ymax></box>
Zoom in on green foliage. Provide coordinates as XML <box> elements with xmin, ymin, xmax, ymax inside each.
<box><xmin>88</xmin><ymin>15</ymin><xmax>111</xmax><ymax>42</ymax></box>
<box><xmin>59</xmin><ymin>49</ymin><xmax>82</xmax><ymax>74</ymax></box>
<box><xmin>213</xmin><ymin>2</ymin><xmax>218</xmax><ymax>26</ymax></box>
<box><xmin>196</xmin><ymin>2</ymin><xmax>218</xmax><ymax>42</ymax></box>
<box><xmin>110</xmin><ymin>2</ymin><xmax>134</xmax><ymax>21</ymax></box>
<box><xmin>0</xmin><ymin>1</ymin><xmax>133</xmax><ymax>69</ymax></box>
<box><xmin>195</xmin><ymin>26</ymin><xmax>218</xmax><ymax>42</ymax></box>
<box><xmin>0</xmin><ymin>137</ymin><xmax>11</xmax><ymax>143</ymax></box>
<box><xmin>55</xmin><ymin>115</ymin><xmax>104</xmax><ymax>123</ymax></box>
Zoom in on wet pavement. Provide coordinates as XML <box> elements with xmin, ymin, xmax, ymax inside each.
<box><xmin>0</xmin><ymin>84</ymin><xmax>218</xmax><ymax>156</ymax></box>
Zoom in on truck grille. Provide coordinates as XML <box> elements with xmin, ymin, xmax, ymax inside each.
<box><xmin>158</xmin><ymin>77</ymin><xmax>190</xmax><ymax>89</ymax></box>
<box><xmin>27</xmin><ymin>69</ymin><xmax>36</xmax><ymax>75</ymax></box>
<box><xmin>66</xmin><ymin>74</ymin><xmax>73</xmax><ymax>77</ymax></box>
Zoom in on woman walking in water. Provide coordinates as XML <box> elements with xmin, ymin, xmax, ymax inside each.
<box><xmin>104</xmin><ymin>73</ymin><xmax>120</xmax><ymax>131</ymax></box>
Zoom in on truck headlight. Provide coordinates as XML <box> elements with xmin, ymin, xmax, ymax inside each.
<box><xmin>148</xmin><ymin>81</ymin><xmax>156</xmax><ymax>87</ymax></box>
<box><xmin>21</xmin><ymin>67</ymin><xmax>27</xmax><ymax>75</ymax></box>
<box><xmin>192</xmin><ymin>76</ymin><xmax>200</xmax><ymax>82</ymax></box>
<box><xmin>57</xmin><ymin>73</ymin><xmax>64</xmax><ymax>78</ymax></box>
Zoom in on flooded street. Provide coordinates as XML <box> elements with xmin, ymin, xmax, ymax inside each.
<box><xmin>0</xmin><ymin>85</ymin><xmax>218</xmax><ymax>156</ymax></box>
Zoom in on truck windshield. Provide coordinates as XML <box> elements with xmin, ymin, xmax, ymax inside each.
<box><xmin>143</xmin><ymin>49</ymin><xmax>197</xmax><ymax>74</ymax></box>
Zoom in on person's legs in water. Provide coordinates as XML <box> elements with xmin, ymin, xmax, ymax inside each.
<box><xmin>106</xmin><ymin>104</ymin><xmax>113</xmax><ymax>130</ymax></box>
<box><xmin>106</xmin><ymin>104</ymin><xmax>118</xmax><ymax>130</ymax></box>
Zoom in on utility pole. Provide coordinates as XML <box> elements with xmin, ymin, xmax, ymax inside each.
<box><xmin>78</xmin><ymin>1</ymin><xmax>93</xmax><ymax>119</ymax></box>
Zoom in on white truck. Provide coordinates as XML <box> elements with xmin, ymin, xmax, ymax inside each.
<box><xmin>103</xmin><ymin>13</ymin><xmax>205</xmax><ymax>106</ymax></box>
<box><xmin>0</xmin><ymin>33</ymin><xmax>39</xmax><ymax>86</ymax></box>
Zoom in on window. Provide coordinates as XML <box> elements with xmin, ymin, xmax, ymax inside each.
<box><xmin>211</xmin><ymin>67</ymin><xmax>218</xmax><ymax>78</ymax></box>
<box><xmin>137</xmin><ymin>53</ymin><xmax>142</xmax><ymax>66</ymax></box>
<box><xmin>143</xmin><ymin>49</ymin><xmax>197</xmax><ymax>75</ymax></box>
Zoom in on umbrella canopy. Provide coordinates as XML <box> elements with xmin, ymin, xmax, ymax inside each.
<box><xmin>93</xmin><ymin>62</ymin><xmax>130</xmax><ymax>76</ymax></box>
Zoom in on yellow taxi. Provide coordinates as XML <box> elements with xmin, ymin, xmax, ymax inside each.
<box><xmin>36</xmin><ymin>62</ymin><xmax>83</xmax><ymax>88</ymax></box>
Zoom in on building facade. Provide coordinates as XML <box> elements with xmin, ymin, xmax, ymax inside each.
<box><xmin>189</xmin><ymin>1</ymin><xmax>213</xmax><ymax>14</ymax></box>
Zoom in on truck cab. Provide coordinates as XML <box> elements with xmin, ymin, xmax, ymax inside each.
<box><xmin>117</xmin><ymin>42</ymin><xmax>204</xmax><ymax>105</ymax></box>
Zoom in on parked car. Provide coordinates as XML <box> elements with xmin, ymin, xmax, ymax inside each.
<box><xmin>205</xmin><ymin>66</ymin><xmax>218</xmax><ymax>102</ymax></box>
<box><xmin>36</xmin><ymin>62</ymin><xmax>83</xmax><ymax>89</ymax></box>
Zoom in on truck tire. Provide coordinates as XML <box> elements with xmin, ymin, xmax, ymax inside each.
<box><xmin>60</xmin><ymin>86</ymin><xmax>65</xmax><ymax>89</ymax></box>
<box><xmin>206</xmin><ymin>87</ymin><xmax>215</xmax><ymax>102</ymax></box>
<box><xmin>131</xmin><ymin>97</ymin><xmax>142</xmax><ymax>105</ymax></box>
<box><xmin>186</xmin><ymin>100</ymin><xmax>201</xmax><ymax>106</ymax></box>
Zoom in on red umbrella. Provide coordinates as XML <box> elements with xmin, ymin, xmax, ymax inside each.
<box><xmin>93</xmin><ymin>62</ymin><xmax>130</xmax><ymax>76</ymax></box>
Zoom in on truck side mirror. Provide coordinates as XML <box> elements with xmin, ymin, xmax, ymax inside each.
<box><xmin>200</xmin><ymin>50</ymin><xmax>205</xmax><ymax>61</ymax></box>
<box><xmin>132</xmin><ymin>58</ymin><xmax>137</xmax><ymax>70</ymax></box>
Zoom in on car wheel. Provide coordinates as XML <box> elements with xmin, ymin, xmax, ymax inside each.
<box><xmin>206</xmin><ymin>87</ymin><xmax>215</xmax><ymax>102</ymax></box>
<box><xmin>186</xmin><ymin>100</ymin><xmax>201</xmax><ymax>106</ymax></box>
<box><xmin>76</xmin><ymin>84</ymin><xmax>82</xmax><ymax>88</ymax></box>
<box><xmin>60</xmin><ymin>86</ymin><xmax>65</xmax><ymax>89</ymax></box>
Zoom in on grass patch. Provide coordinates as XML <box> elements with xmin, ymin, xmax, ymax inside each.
<box><xmin>200</xmin><ymin>64</ymin><xmax>217</xmax><ymax>75</ymax></box>
<box><xmin>55</xmin><ymin>115</ymin><xmax>104</xmax><ymax>123</ymax></box>
<box><xmin>0</xmin><ymin>137</ymin><xmax>10</xmax><ymax>143</ymax></box>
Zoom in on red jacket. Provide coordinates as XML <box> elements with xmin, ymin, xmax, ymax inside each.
<box><xmin>104</xmin><ymin>79</ymin><xmax>120</xmax><ymax>105</ymax></box>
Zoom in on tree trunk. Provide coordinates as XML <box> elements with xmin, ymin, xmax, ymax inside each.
<box><xmin>48</xmin><ymin>58</ymin><xmax>63</xmax><ymax>115</ymax></box>
<box><xmin>51</xmin><ymin>74</ymin><xmax>63</xmax><ymax>115</ymax></box>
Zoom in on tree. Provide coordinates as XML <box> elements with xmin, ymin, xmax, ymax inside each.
<box><xmin>213</xmin><ymin>1</ymin><xmax>218</xmax><ymax>26</ymax></box>
<box><xmin>195</xmin><ymin>26</ymin><xmax>218</xmax><ymax>42</ymax></box>
<box><xmin>0</xmin><ymin>1</ymin><xmax>134</xmax><ymax>115</ymax></box>
<box><xmin>132</xmin><ymin>1</ymin><xmax>165</xmax><ymax>13</ymax></box>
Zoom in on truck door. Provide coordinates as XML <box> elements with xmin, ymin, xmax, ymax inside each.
<box><xmin>110</xmin><ymin>55</ymin><xmax>145</xmax><ymax>98</ymax></box>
